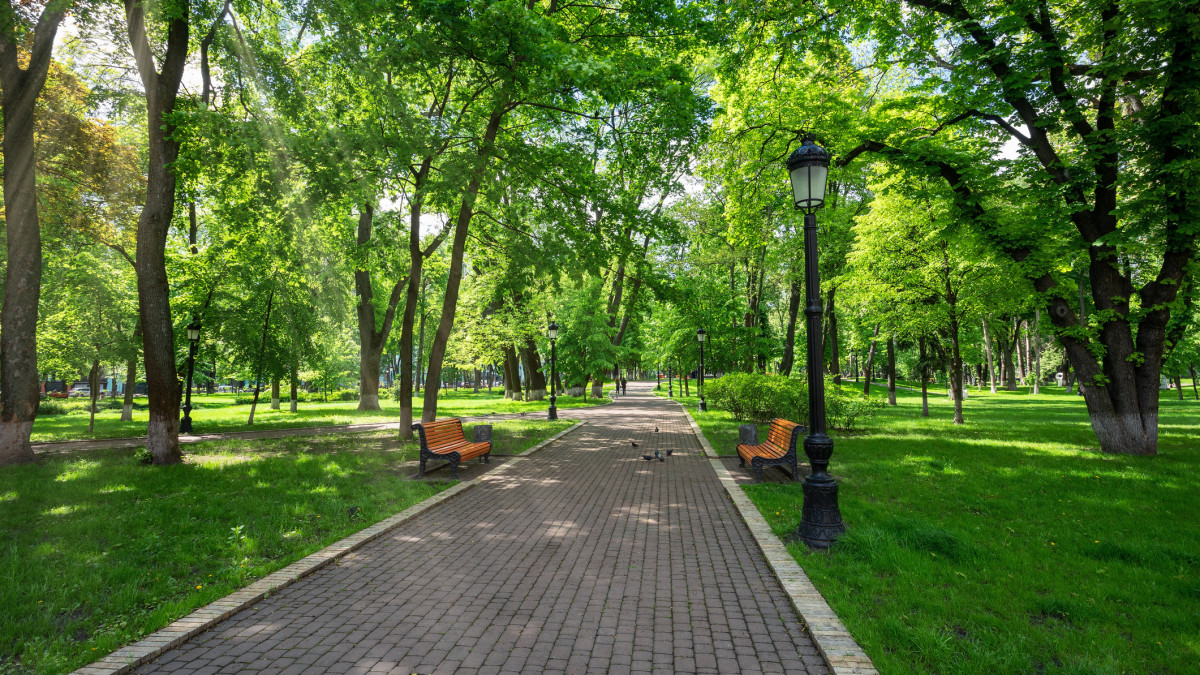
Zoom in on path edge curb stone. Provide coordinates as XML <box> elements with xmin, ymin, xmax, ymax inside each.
<box><xmin>671</xmin><ymin>400</ymin><xmax>878</xmax><ymax>675</ymax></box>
<box><xmin>69</xmin><ymin>420</ymin><xmax>587</xmax><ymax>675</ymax></box>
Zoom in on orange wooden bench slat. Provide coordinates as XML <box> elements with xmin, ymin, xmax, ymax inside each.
<box><xmin>736</xmin><ymin>418</ymin><xmax>803</xmax><ymax>483</ymax></box>
<box><xmin>413</xmin><ymin>418</ymin><xmax>492</xmax><ymax>479</ymax></box>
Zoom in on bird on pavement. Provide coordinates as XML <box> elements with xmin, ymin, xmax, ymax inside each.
<box><xmin>665</xmin><ymin>449</ymin><xmax>673</xmax><ymax>456</ymax></box>
<box><xmin>642</xmin><ymin>454</ymin><xmax>655</xmax><ymax>461</ymax></box>
<box><xmin>631</xmin><ymin>441</ymin><xmax>639</xmax><ymax>448</ymax></box>
<box><xmin>654</xmin><ymin>449</ymin><xmax>664</xmax><ymax>462</ymax></box>
<box><xmin>654</xmin><ymin>426</ymin><xmax>659</xmax><ymax>433</ymax></box>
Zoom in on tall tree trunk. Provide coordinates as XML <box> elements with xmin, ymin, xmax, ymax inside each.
<box><xmin>862</xmin><ymin>324</ymin><xmax>881</xmax><ymax>395</ymax></box>
<box><xmin>504</xmin><ymin>345</ymin><xmax>522</xmax><ymax>400</ymax></box>
<box><xmin>88</xmin><ymin>359</ymin><xmax>100</xmax><ymax>435</ymax></box>
<box><xmin>422</xmin><ymin>106</ymin><xmax>506</xmax><ymax>422</ymax></box>
<box><xmin>353</xmin><ymin>205</ymin><xmax>406</xmax><ymax>412</ymax></box>
<box><xmin>982</xmin><ymin>317</ymin><xmax>998</xmax><ymax>393</ymax></box>
<box><xmin>780</xmin><ymin>278</ymin><xmax>801</xmax><ymax>376</ymax></box>
<box><xmin>998</xmin><ymin>318</ymin><xmax>1018</xmax><ymax>391</ymax></box>
<box><xmin>1176</xmin><ymin>374</ymin><xmax>1184</xmax><ymax>400</ymax></box>
<box><xmin>919</xmin><ymin>336</ymin><xmax>929</xmax><ymax>417</ymax></box>
<box><xmin>396</xmin><ymin>160</ymin><xmax>439</xmax><ymax>439</ymax></box>
<box><xmin>122</xmin><ymin>323</ymin><xmax>141</xmax><ymax>422</ymax></box>
<box><xmin>247</xmin><ymin>286</ymin><xmax>275</xmax><ymax>425</ymax></box>
<box><xmin>290</xmin><ymin>358</ymin><xmax>299</xmax><ymax>413</ymax></box>
<box><xmin>1190</xmin><ymin>365</ymin><xmax>1199</xmax><ymax>400</ymax></box>
<box><xmin>127</xmin><ymin>0</ymin><xmax>190</xmax><ymax>465</ymax></box>
<box><xmin>415</xmin><ymin>301</ymin><xmax>427</xmax><ymax>394</ymax></box>
<box><xmin>0</xmin><ymin>1</ymin><xmax>68</xmax><ymax>465</ymax></box>
<box><xmin>886</xmin><ymin>335</ymin><xmax>897</xmax><ymax>406</ymax></box>
<box><xmin>828</xmin><ymin>288</ymin><xmax>842</xmax><ymax>383</ymax></box>
<box><xmin>473</xmin><ymin>368</ymin><xmax>481</xmax><ymax>393</ymax></box>
<box><xmin>947</xmin><ymin>317</ymin><xmax>964</xmax><ymax>425</ymax></box>
<box><xmin>521</xmin><ymin>339</ymin><xmax>547</xmax><ymax>400</ymax></box>
<box><xmin>270</xmin><ymin>378</ymin><xmax>280</xmax><ymax>410</ymax></box>
<box><xmin>1032</xmin><ymin>310</ymin><xmax>1042</xmax><ymax>394</ymax></box>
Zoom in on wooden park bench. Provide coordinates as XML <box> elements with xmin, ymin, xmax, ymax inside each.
<box><xmin>412</xmin><ymin>418</ymin><xmax>492</xmax><ymax>479</ymax></box>
<box><xmin>736</xmin><ymin>418</ymin><xmax>805</xmax><ymax>483</ymax></box>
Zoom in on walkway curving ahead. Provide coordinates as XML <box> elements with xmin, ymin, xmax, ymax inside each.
<box><xmin>133</xmin><ymin>382</ymin><xmax>827</xmax><ymax>674</ymax></box>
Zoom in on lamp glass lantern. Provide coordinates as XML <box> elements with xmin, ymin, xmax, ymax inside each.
<box><xmin>696</xmin><ymin>328</ymin><xmax>706</xmax><ymax>343</ymax></box>
<box><xmin>187</xmin><ymin>321</ymin><xmax>202</xmax><ymax>343</ymax></box>
<box><xmin>786</xmin><ymin>138</ymin><xmax>831</xmax><ymax>214</ymax></box>
<box><xmin>547</xmin><ymin>322</ymin><xmax>559</xmax><ymax>341</ymax></box>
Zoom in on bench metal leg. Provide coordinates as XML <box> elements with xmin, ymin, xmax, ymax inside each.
<box><xmin>450</xmin><ymin>457</ymin><xmax>460</xmax><ymax>480</ymax></box>
<box><xmin>753</xmin><ymin>462</ymin><xmax>763</xmax><ymax>484</ymax></box>
<box><xmin>419</xmin><ymin>456</ymin><xmax>426</xmax><ymax>478</ymax></box>
<box><xmin>789</xmin><ymin>457</ymin><xmax>799</xmax><ymax>482</ymax></box>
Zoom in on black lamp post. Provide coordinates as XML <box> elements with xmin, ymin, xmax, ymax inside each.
<box><xmin>787</xmin><ymin>136</ymin><xmax>846</xmax><ymax>548</ymax></box>
<box><xmin>547</xmin><ymin>321</ymin><xmax>559</xmax><ymax>421</ymax></box>
<box><xmin>668</xmin><ymin>362</ymin><xmax>673</xmax><ymax>397</ymax></box>
<box><xmin>181</xmin><ymin>320</ymin><xmax>201</xmax><ymax>434</ymax></box>
<box><xmin>696</xmin><ymin>328</ymin><xmax>707</xmax><ymax>412</ymax></box>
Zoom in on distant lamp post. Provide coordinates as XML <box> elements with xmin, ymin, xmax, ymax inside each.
<box><xmin>696</xmin><ymin>328</ymin><xmax>707</xmax><ymax>412</ymax></box>
<box><xmin>668</xmin><ymin>363</ymin><xmax>674</xmax><ymax>398</ymax></box>
<box><xmin>181</xmin><ymin>320</ymin><xmax>201</xmax><ymax>434</ymax></box>
<box><xmin>787</xmin><ymin>136</ymin><xmax>845</xmax><ymax>548</ymax></box>
<box><xmin>547</xmin><ymin>321</ymin><xmax>559</xmax><ymax>421</ymax></box>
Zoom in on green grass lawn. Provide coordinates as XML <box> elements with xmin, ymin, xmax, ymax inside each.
<box><xmin>0</xmin><ymin>419</ymin><xmax>572</xmax><ymax>674</ymax></box>
<box><xmin>673</xmin><ymin>383</ymin><xmax>1200</xmax><ymax>673</ymax></box>
<box><xmin>32</xmin><ymin>388</ymin><xmax>608</xmax><ymax>443</ymax></box>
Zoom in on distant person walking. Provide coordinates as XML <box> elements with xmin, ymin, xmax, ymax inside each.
<box><xmin>621</xmin><ymin>377</ymin><xmax>627</xmax><ymax>395</ymax></box>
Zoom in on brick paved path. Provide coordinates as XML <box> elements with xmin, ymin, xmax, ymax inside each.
<box><xmin>135</xmin><ymin>382</ymin><xmax>826</xmax><ymax>675</ymax></box>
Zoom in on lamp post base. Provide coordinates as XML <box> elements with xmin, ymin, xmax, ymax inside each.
<box><xmin>698</xmin><ymin>398</ymin><xmax>707</xmax><ymax>412</ymax></box>
<box><xmin>797</xmin><ymin>478</ymin><xmax>845</xmax><ymax>548</ymax></box>
<box><xmin>548</xmin><ymin>396</ymin><xmax>558</xmax><ymax>421</ymax></box>
<box><xmin>180</xmin><ymin>411</ymin><xmax>193</xmax><ymax>435</ymax></box>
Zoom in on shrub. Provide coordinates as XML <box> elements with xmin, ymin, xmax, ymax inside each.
<box><xmin>331</xmin><ymin>389</ymin><xmax>359</xmax><ymax>402</ymax></box>
<box><xmin>37</xmin><ymin>399</ymin><xmax>74</xmax><ymax>416</ymax></box>
<box><xmin>825</xmin><ymin>379</ymin><xmax>886</xmax><ymax>430</ymax></box>
<box><xmin>705</xmin><ymin>373</ymin><xmax>808</xmax><ymax>424</ymax></box>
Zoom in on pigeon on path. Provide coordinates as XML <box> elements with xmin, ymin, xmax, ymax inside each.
<box><xmin>642</xmin><ymin>455</ymin><xmax>655</xmax><ymax>461</ymax></box>
<box><xmin>654</xmin><ymin>449</ymin><xmax>664</xmax><ymax>462</ymax></box>
<box><xmin>654</xmin><ymin>426</ymin><xmax>659</xmax><ymax>433</ymax></box>
<box><xmin>631</xmin><ymin>441</ymin><xmax>639</xmax><ymax>448</ymax></box>
<box><xmin>665</xmin><ymin>449</ymin><xmax>673</xmax><ymax>456</ymax></box>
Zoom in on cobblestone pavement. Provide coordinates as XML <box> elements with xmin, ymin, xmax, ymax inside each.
<box><xmin>134</xmin><ymin>382</ymin><xmax>826</xmax><ymax>674</ymax></box>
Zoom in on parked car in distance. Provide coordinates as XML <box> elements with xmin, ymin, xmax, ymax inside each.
<box><xmin>68</xmin><ymin>385</ymin><xmax>91</xmax><ymax>398</ymax></box>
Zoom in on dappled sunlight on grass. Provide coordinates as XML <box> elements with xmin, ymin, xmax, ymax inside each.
<box><xmin>30</xmin><ymin>390</ymin><xmax>603</xmax><ymax>443</ymax></box>
<box><xmin>686</xmin><ymin>381</ymin><xmax>1200</xmax><ymax>673</ymax></box>
<box><xmin>1</xmin><ymin>419</ymin><xmax>572</xmax><ymax>673</ymax></box>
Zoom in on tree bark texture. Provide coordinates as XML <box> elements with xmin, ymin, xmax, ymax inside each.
<box><xmin>919</xmin><ymin>336</ymin><xmax>929</xmax><ymax>417</ymax></box>
<box><xmin>0</xmin><ymin>1</ymin><xmax>68</xmax><ymax>464</ymax></box>
<box><xmin>247</xmin><ymin>286</ymin><xmax>274</xmax><ymax>425</ymax></box>
<box><xmin>421</xmin><ymin>106</ymin><xmax>506</xmax><ymax>422</ymax></box>
<box><xmin>353</xmin><ymin>205</ymin><xmax>406</xmax><ymax>412</ymax></box>
<box><xmin>780</xmin><ymin>278</ymin><xmax>801</xmax><ymax>377</ymax></box>
<box><xmin>982</xmin><ymin>317</ymin><xmax>998</xmax><ymax>393</ymax></box>
<box><xmin>862</xmin><ymin>323</ymin><xmax>881</xmax><ymax>395</ymax></box>
<box><xmin>127</xmin><ymin>0</ymin><xmax>190</xmax><ymax>464</ymax></box>
<box><xmin>886</xmin><ymin>335</ymin><xmax>897</xmax><ymax>406</ymax></box>
<box><xmin>521</xmin><ymin>339</ymin><xmax>547</xmax><ymax>400</ymax></box>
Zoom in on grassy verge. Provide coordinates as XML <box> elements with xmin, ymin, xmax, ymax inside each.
<box><xmin>31</xmin><ymin>389</ymin><xmax>606</xmax><ymax>443</ymax></box>
<box><xmin>676</xmin><ymin>384</ymin><xmax>1200</xmax><ymax>673</ymax></box>
<box><xmin>0</xmin><ymin>419</ymin><xmax>572</xmax><ymax>674</ymax></box>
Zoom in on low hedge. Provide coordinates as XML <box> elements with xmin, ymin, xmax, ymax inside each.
<box><xmin>706</xmin><ymin>373</ymin><xmax>808</xmax><ymax>424</ymax></box>
<box><xmin>704</xmin><ymin>372</ymin><xmax>883</xmax><ymax>430</ymax></box>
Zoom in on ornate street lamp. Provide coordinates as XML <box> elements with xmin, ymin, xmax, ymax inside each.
<box><xmin>668</xmin><ymin>362</ymin><xmax>674</xmax><ymax>398</ymax></box>
<box><xmin>696</xmin><ymin>328</ymin><xmax>707</xmax><ymax>412</ymax></box>
<box><xmin>181</xmin><ymin>320</ymin><xmax>201</xmax><ymax>434</ymax></box>
<box><xmin>547</xmin><ymin>321</ymin><xmax>559</xmax><ymax>421</ymax></box>
<box><xmin>787</xmin><ymin>136</ymin><xmax>845</xmax><ymax>548</ymax></box>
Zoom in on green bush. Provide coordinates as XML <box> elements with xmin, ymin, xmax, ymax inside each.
<box><xmin>390</xmin><ymin>384</ymin><xmax>405</xmax><ymax>402</ymax></box>
<box><xmin>37</xmin><ymin>399</ymin><xmax>76</xmax><ymax>416</ymax></box>
<box><xmin>825</xmin><ymin>379</ymin><xmax>886</xmax><ymax>430</ymax></box>
<box><xmin>331</xmin><ymin>389</ymin><xmax>359</xmax><ymax>402</ymax></box>
<box><xmin>703</xmin><ymin>373</ymin><xmax>885</xmax><ymax>430</ymax></box>
<box><xmin>705</xmin><ymin>373</ymin><xmax>808</xmax><ymax>424</ymax></box>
